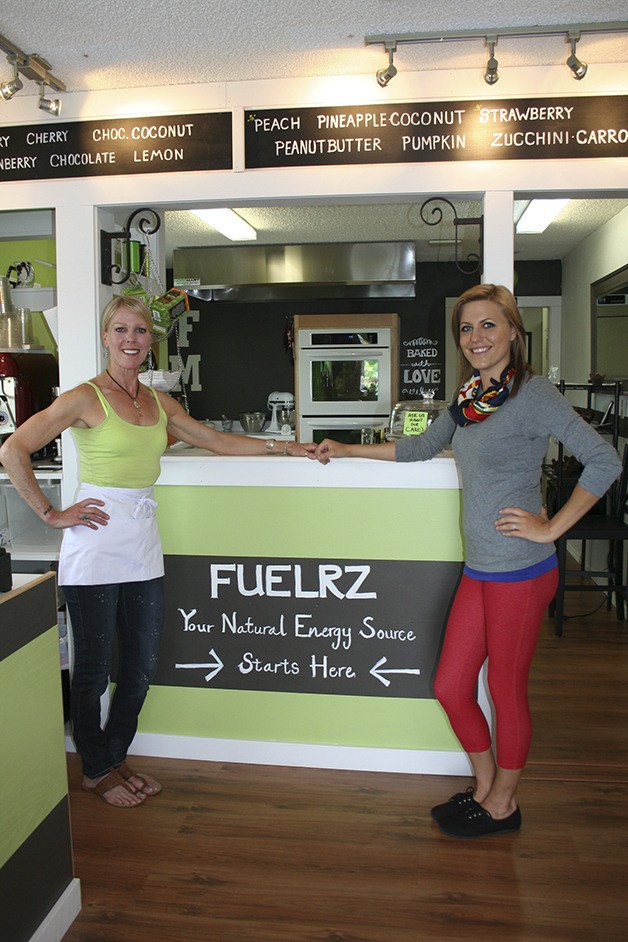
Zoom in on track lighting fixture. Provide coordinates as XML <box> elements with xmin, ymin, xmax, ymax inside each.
<box><xmin>0</xmin><ymin>30</ymin><xmax>65</xmax><ymax>115</ymax></box>
<box><xmin>483</xmin><ymin>37</ymin><xmax>499</xmax><ymax>85</ymax></box>
<box><xmin>37</xmin><ymin>82</ymin><xmax>62</xmax><ymax>117</ymax></box>
<box><xmin>566</xmin><ymin>33</ymin><xmax>588</xmax><ymax>80</ymax></box>
<box><xmin>376</xmin><ymin>42</ymin><xmax>397</xmax><ymax>87</ymax></box>
<box><xmin>0</xmin><ymin>57</ymin><xmax>23</xmax><ymax>101</ymax></box>
<box><xmin>365</xmin><ymin>21</ymin><xmax>628</xmax><ymax>85</ymax></box>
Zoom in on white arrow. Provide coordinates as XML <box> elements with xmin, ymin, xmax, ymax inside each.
<box><xmin>175</xmin><ymin>648</ymin><xmax>224</xmax><ymax>682</ymax></box>
<box><xmin>370</xmin><ymin>656</ymin><xmax>421</xmax><ymax>688</ymax></box>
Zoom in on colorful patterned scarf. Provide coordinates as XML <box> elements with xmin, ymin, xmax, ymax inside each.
<box><xmin>449</xmin><ymin>363</ymin><xmax>515</xmax><ymax>427</ymax></box>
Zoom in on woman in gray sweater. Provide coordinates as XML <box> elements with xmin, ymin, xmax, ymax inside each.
<box><xmin>314</xmin><ymin>284</ymin><xmax>621</xmax><ymax>839</ymax></box>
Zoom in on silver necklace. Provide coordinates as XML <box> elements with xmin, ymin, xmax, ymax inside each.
<box><xmin>106</xmin><ymin>369</ymin><xmax>143</xmax><ymax>416</ymax></box>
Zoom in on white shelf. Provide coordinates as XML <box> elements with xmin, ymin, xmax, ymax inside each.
<box><xmin>0</xmin><ymin>469</ymin><xmax>62</xmax><ymax>481</ymax></box>
<box><xmin>4</xmin><ymin>544</ymin><xmax>60</xmax><ymax>561</ymax></box>
<box><xmin>9</xmin><ymin>286</ymin><xmax>57</xmax><ymax>312</ymax></box>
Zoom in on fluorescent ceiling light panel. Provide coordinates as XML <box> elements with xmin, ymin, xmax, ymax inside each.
<box><xmin>191</xmin><ymin>209</ymin><xmax>257</xmax><ymax>241</ymax></box>
<box><xmin>516</xmin><ymin>199</ymin><xmax>569</xmax><ymax>234</ymax></box>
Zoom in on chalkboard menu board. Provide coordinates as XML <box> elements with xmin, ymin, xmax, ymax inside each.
<box><xmin>0</xmin><ymin>111</ymin><xmax>232</xmax><ymax>181</ymax></box>
<box><xmin>155</xmin><ymin>555</ymin><xmax>462</xmax><ymax>699</ymax></box>
<box><xmin>399</xmin><ymin>333</ymin><xmax>443</xmax><ymax>399</ymax></box>
<box><xmin>245</xmin><ymin>94</ymin><xmax>628</xmax><ymax>168</ymax></box>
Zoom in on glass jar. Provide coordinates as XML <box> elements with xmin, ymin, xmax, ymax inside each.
<box><xmin>0</xmin><ymin>310</ymin><xmax>21</xmax><ymax>348</ymax></box>
<box><xmin>386</xmin><ymin>398</ymin><xmax>447</xmax><ymax>440</ymax></box>
<box><xmin>15</xmin><ymin>308</ymin><xmax>33</xmax><ymax>346</ymax></box>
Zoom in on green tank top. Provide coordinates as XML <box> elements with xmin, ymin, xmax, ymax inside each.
<box><xmin>70</xmin><ymin>382</ymin><xmax>168</xmax><ymax>488</ymax></box>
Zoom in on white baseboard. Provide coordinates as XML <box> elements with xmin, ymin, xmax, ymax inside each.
<box><xmin>66</xmin><ymin>730</ymin><xmax>472</xmax><ymax>775</ymax></box>
<box><xmin>123</xmin><ymin>732</ymin><xmax>474</xmax><ymax>776</ymax></box>
<box><xmin>28</xmin><ymin>878</ymin><xmax>81</xmax><ymax>942</ymax></box>
<box><xmin>63</xmin><ymin>666</ymin><xmax>491</xmax><ymax>778</ymax></box>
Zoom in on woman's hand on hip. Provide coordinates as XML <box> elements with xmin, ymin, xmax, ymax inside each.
<box><xmin>495</xmin><ymin>506</ymin><xmax>554</xmax><ymax>543</ymax></box>
<box><xmin>46</xmin><ymin>499</ymin><xmax>110</xmax><ymax>530</ymax></box>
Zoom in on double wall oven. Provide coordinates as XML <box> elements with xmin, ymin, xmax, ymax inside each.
<box><xmin>294</xmin><ymin>314</ymin><xmax>399</xmax><ymax>444</ymax></box>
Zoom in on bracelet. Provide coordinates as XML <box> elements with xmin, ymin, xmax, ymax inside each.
<box><xmin>42</xmin><ymin>504</ymin><xmax>54</xmax><ymax>516</ymax></box>
<box><xmin>265</xmin><ymin>439</ymin><xmax>289</xmax><ymax>455</ymax></box>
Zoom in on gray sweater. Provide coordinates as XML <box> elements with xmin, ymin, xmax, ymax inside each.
<box><xmin>396</xmin><ymin>375</ymin><xmax>622</xmax><ymax>573</ymax></box>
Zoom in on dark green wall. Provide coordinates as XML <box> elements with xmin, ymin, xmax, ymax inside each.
<box><xmin>166</xmin><ymin>260</ymin><xmax>561</xmax><ymax>420</ymax></box>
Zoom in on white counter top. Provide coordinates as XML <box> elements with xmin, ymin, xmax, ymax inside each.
<box><xmin>0</xmin><ymin>462</ymin><xmax>63</xmax><ymax>481</ymax></box>
<box><xmin>156</xmin><ymin>448</ymin><xmax>459</xmax><ymax>490</ymax></box>
<box><xmin>0</xmin><ymin>571</ymin><xmax>51</xmax><ymax>599</ymax></box>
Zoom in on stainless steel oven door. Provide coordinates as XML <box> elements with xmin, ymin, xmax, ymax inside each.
<box><xmin>298</xmin><ymin>415</ymin><xmax>387</xmax><ymax>444</ymax></box>
<box><xmin>297</xmin><ymin>348</ymin><xmax>393</xmax><ymax>418</ymax></box>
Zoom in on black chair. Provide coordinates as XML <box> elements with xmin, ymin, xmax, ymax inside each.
<box><xmin>552</xmin><ymin>443</ymin><xmax>628</xmax><ymax>636</ymax></box>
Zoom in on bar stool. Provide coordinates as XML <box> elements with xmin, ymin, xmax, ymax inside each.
<box><xmin>552</xmin><ymin>443</ymin><xmax>628</xmax><ymax>636</ymax></box>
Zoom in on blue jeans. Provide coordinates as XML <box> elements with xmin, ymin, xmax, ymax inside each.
<box><xmin>64</xmin><ymin>578</ymin><xmax>164</xmax><ymax>779</ymax></box>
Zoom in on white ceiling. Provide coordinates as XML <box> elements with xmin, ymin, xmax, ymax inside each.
<box><xmin>2</xmin><ymin>2</ymin><xmax>628</xmax><ymax>263</ymax></box>
<box><xmin>2</xmin><ymin>1</ymin><xmax>627</xmax><ymax>91</ymax></box>
<box><xmin>164</xmin><ymin>199</ymin><xmax>628</xmax><ymax>265</ymax></box>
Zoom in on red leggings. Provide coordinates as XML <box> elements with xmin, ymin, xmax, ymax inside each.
<box><xmin>433</xmin><ymin>568</ymin><xmax>558</xmax><ymax>770</ymax></box>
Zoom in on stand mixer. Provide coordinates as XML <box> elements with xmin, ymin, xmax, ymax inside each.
<box><xmin>267</xmin><ymin>391</ymin><xmax>295</xmax><ymax>435</ymax></box>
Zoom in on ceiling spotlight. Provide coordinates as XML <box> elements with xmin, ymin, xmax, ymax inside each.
<box><xmin>376</xmin><ymin>43</ymin><xmax>397</xmax><ymax>87</ymax></box>
<box><xmin>483</xmin><ymin>37</ymin><xmax>499</xmax><ymax>85</ymax></box>
<box><xmin>566</xmin><ymin>32</ymin><xmax>587</xmax><ymax>80</ymax></box>
<box><xmin>0</xmin><ymin>57</ymin><xmax>23</xmax><ymax>101</ymax></box>
<box><xmin>37</xmin><ymin>82</ymin><xmax>61</xmax><ymax>116</ymax></box>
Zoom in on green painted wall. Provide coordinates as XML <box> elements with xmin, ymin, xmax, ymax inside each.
<box><xmin>0</xmin><ymin>238</ymin><xmax>57</xmax><ymax>351</ymax></box>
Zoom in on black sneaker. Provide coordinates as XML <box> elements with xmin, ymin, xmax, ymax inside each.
<box><xmin>438</xmin><ymin>804</ymin><xmax>522</xmax><ymax>839</ymax></box>
<box><xmin>430</xmin><ymin>786</ymin><xmax>478</xmax><ymax>822</ymax></box>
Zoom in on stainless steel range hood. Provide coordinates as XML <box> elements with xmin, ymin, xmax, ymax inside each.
<box><xmin>173</xmin><ymin>242</ymin><xmax>416</xmax><ymax>301</ymax></box>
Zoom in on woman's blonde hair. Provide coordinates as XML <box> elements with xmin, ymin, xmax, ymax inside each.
<box><xmin>451</xmin><ymin>284</ymin><xmax>533</xmax><ymax>396</ymax></box>
<box><xmin>101</xmin><ymin>295</ymin><xmax>153</xmax><ymax>334</ymax></box>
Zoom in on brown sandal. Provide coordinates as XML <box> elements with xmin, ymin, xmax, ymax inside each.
<box><xmin>118</xmin><ymin>760</ymin><xmax>162</xmax><ymax>796</ymax></box>
<box><xmin>82</xmin><ymin>769</ymin><xmax>144</xmax><ymax>806</ymax></box>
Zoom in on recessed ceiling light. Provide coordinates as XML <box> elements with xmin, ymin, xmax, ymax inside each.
<box><xmin>515</xmin><ymin>199</ymin><xmax>570</xmax><ymax>234</ymax></box>
<box><xmin>191</xmin><ymin>209</ymin><xmax>257</xmax><ymax>241</ymax></box>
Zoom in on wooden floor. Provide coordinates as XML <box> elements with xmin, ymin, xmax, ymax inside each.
<box><xmin>62</xmin><ymin>589</ymin><xmax>628</xmax><ymax>942</ymax></box>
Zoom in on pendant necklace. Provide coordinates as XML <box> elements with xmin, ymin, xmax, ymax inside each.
<box><xmin>106</xmin><ymin>369</ymin><xmax>143</xmax><ymax>417</ymax></box>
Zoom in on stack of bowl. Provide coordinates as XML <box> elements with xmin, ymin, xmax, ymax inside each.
<box><xmin>239</xmin><ymin>412</ymin><xmax>266</xmax><ymax>433</ymax></box>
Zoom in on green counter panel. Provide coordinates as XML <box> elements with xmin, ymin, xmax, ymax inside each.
<box><xmin>138</xmin><ymin>686</ymin><xmax>461</xmax><ymax>752</ymax></box>
<box><xmin>155</xmin><ymin>485</ymin><xmax>464</xmax><ymax>561</ymax></box>
<box><xmin>0</xmin><ymin>628</ymin><xmax>68</xmax><ymax>869</ymax></box>
<box><xmin>145</xmin><ymin>484</ymin><xmax>464</xmax><ymax>755</ymax></box>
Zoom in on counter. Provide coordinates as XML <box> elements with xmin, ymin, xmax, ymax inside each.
<box><xmin>128</xmin><ymin>451</ymin><xmax>488</xmax><ymax>776</ymax></box>
<box><xmin>0</xmin><ymin>572</ymin><xmax>80</xmax><ymax>941</ymax></box>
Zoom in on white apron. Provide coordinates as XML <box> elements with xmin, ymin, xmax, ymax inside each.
<box><xmin>58</xmin><ymin>483</ymin><xmax>164</xmax><ymax>586</ymax></box>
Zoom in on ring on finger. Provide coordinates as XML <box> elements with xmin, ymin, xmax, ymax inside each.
<box><xmin>81</xmin><ymin>514</ymin><xmax>90</xmax><ymax>521</ymax></box>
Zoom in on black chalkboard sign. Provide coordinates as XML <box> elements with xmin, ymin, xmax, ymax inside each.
<box><xmin>399</xmin><ymin>332</ymin><xmax>443</xmax><ymax>400</ymax></box>
<box><xmin>0</xmin><ymin>111</ymin><xmax>232</xmax><ymax>181</ymax></box>
<box><xmin>245</xmin><ymin>95</ymin><xmax>628</xmax><ymax>168</ymax></box>
<box><xmin>155</xmin><ymin>555</ymin><xmax>462</xmax><ymax>699</ymax></box>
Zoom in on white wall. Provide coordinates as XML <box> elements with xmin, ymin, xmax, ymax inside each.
<box><xmin>561</xmin><ymin>205</ymin><xmax>628</xmax><ymax>384</ymax></box>
<box><xmin>1</xmin><ymin>63</ymin><xmax>628</xmax><ymax>502</ymax></box>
